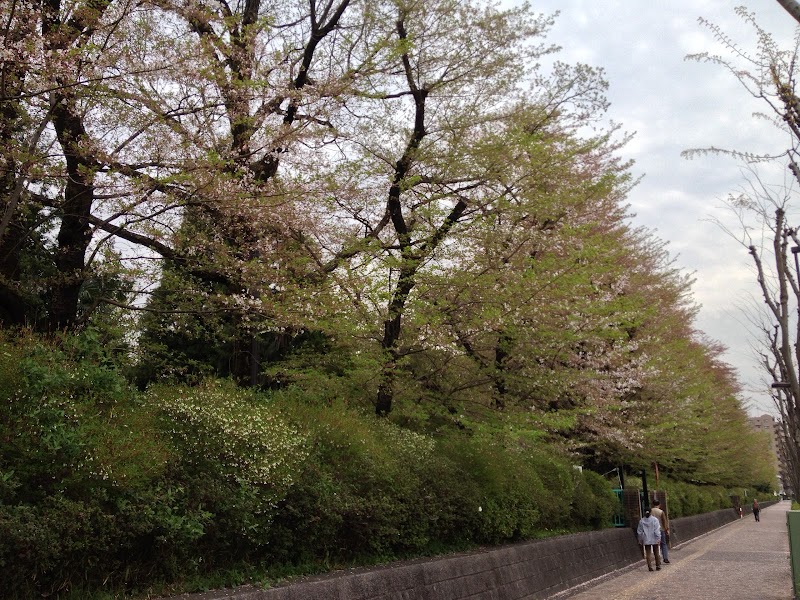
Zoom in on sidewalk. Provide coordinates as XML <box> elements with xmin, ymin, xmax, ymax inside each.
<box><xmin>557</xmin><ymin>500</ymin><xmax>793</xmax><ymax>600</ymax></box>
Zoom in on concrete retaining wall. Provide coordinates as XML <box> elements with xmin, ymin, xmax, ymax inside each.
<box><xmin>176</xmin><ymin>505</ymin><xmax>767</xmax><ymax>600</ymax></box>
<box><xmin>670</xmin><ymin>506</ymin><xmax>740</xmax><ymax>546</ymax></box>
<box><xmin>183</xmin><ymin>527</ymin><xmax>643</xmax><ymax>600</ymax></box>
<box><xmin>670</xmin><ymin>500</ymin><xmax>778</xmax><ymax>545</ymax></box>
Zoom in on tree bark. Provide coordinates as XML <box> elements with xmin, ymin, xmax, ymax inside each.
<box><xmin>776</xmin><ymin>0</ymin><xmax>800</xmax><ymax>26</ymax></box>
<box><xmin>752</xmin><ymin>209</ymin><xmax>800</xmax><ymax>498</ymax></box>
<box><xmin>48</xmin><ymin>93</ymin><xmax>97</xmax><ymax>330</ymax></box>
<box><xmin>492</xmin><ymin>332</ymin><xmax>512</xmax><ymax>410</ymax></box>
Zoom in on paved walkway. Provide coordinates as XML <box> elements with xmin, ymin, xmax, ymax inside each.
<box><xmin>559</xmin><ymin>500</ymin><xmax>793</xmax><ymax>600</ymax></box>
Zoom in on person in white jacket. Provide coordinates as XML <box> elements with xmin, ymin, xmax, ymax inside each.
<box><xmin>637</xmin><ymin>510</ymin><xmax>662</xmax><ymax>571</ymax></box>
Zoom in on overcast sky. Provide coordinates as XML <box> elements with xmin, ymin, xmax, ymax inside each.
<box><xmin>525</xmin><ymin>1</ymin><xmax>800</xmax><ymax>415</ymax></box>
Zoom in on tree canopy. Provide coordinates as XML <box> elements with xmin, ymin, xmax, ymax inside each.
<box><xmin>0</xmin><ymin>0</ymin><xmax>772</xmax><ymax>489</ymax></box>
<box><xmin>0</xmin><ymin>1</ymin><xmax>778</xmax><ymax>596</ymax></box>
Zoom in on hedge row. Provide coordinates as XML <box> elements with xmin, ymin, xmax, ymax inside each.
<box><xmin>0</xmin><ymin>331</ymin><xmax>750</xmax><ymax>599</ymax></box>
<box><xmin>0</xmin><ymin>332</ymin><xmax>621</xmax><ymax>598</ymax></box>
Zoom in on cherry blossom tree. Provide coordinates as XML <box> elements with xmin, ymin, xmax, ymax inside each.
<box><xmin>0</xmin><ymin>0</ymin><xmax>136</xmax><ymax>329</ymax></box>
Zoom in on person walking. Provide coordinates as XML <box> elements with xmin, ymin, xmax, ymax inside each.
<box><xmin>637</xmin><ymin>510</ymin><xmax>662</xmax><ymax>571</ymax></box>
<box><xmin>753</xmin><ymin>499</ymin><xmax>761</xmax><ymax>522</ymax></box>
<box><xmin>650</xmin><ymin>499</ymin><xmax>670</xmax><ymax>563</ymax></box>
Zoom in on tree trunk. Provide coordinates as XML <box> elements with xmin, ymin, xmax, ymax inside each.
<box><xmin>376</xmin><ymin>266</ymin><xmax>415</xmax><ymax>415</ymax></box>
<box><xmin>776</xmin><ymin>0</ymin><xmax>800</xmax><ymax>25</ymax></box>
<box><xmin>48</xmin><ymin>94</ymin><xmax>96</xmax><ymax>331</ymax></box>
<box><xmin>754</xmin><ymin>210</ymin><xmax>800</xmax><ymax>498</ymax></box>
<box><xmin>492</xmin><ymin>332</ymin><xmax>512</xmax><ymax>410</ymax></box>
<box><xmin>0</xmin><ymin>13</ymin><xmax>33</xmax><ymax>325</ymax></box>
<box><xmin>376</xmin><ymin>367</ymin><xmax>395</xmax><ymax>417</ymax></box>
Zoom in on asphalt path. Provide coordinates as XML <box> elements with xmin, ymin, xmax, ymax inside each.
<box><xmin>557</xmin><ymin>500</ymin><xmax>793</xmax><ymax>600</ymax></box>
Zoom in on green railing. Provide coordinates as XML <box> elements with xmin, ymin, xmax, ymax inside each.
<box><xmin>787</xmin><ymin>510</ymin><xmax>800</xmax><ymax>596</ymax></box>
<box><xmin>612</xmin><ymin>488</ymin><xmax>626</xmax><ymax>527</ymax></box>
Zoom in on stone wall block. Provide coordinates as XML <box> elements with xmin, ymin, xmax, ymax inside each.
<box><xmin>171</xmin><ymin>505</ymin><xmax>771</xmax><ymax>600</ymax></box>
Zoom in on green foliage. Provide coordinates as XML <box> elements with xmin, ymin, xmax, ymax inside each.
<box><xmin>0</xmin><ymin>496</ymin><xmax>119</xmax><ymax>598</ymax></box>
<box><xmin>0</xmin><ymin>329</ymin><xmax>150</xmax><ymax>502</ymax></box>
<box><xmin>257</xmin><ymin>336</ymin><xmax>381</xmax><ymax>411</ymax></box>
<box><xmin>265</xmin><ymin>402</ymin><xmax>622</xmax><ymax>568</ymax></box>
<box><xmin>0</xmin><ymin>0</ymin><xmax>781</xmax><ymax>594</ymax></box>
<box><xmin>149</xmin><ymin>380</ymin><xmax>306</xmax><ymax>495</ymax></box>
<box><xmin>143</xmin><ymin>380</ymin><xmax>309</xmax><ymax>565</ymax></box>
<box><xmin>440</xmin><ymin>437</ymin><xmax>546</xmax><ymax>544</ymax></box>
<box><xmin>572</xmin><ymin>469</ymin><xmax>620</xmax><ymax>529</ymax></box>
<box><xmin>265</xmin><ymin>402</ymin><xmax>444</xmax><ymax>562</ymax></box>
<box><xmin>0</xmin><ymin>330</ymin><xmax>176</xmax><ymax>595</ymax></box>
<box><xmin>0</xmin><ymin>334</ymin><xmax>308</xmax><ymax>596</ymax></box>
<box><xmin>658</xmin><ymin>478</ymin><xmax>737</xmax><ymax>518</ymax></box>
<box><xmin>130</xmin><ymin>271</ymin><xmax>242</xmax><ymax>387</ymax></box>
<box><xmin>0</xmin><ymin>333</ymin><xmax>766</xmax><ymax>599</ymax></box>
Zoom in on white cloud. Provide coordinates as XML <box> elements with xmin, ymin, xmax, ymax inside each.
<box><xmin>525</xmin><ymin>0</ymin><xmax>800</xmax><ymax>414</ymax></box>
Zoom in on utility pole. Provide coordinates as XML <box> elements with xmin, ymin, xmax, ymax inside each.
<box><xmin>641</xmin><ymin>469</ymin><xmax>650</xmax><ymax>511</ymax></box>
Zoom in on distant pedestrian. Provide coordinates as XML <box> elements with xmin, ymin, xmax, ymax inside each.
<box><xmin>650</xmin><ymin>500</ymin><xmax>670</xmax><ymax>563</ymax></box>
<box><xmin>753</xmin><ymin>499</ymin><xmax>760</xmax><ymax>522</ymax></box>
<box><xmin>637</xmin><ymin>510</ymin><xmax>662</xmax><ymax>571</ymax></box>
<box><xmin>739</xmin><ymin>505</ymin><xmax>743</xmax><ymax>518</ymax></box>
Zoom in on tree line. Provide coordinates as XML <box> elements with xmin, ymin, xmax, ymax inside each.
<box><xmin>0</xmin><ymin>0</ymin><xmax>773</xmax><ymax>482</ymax></box>
<box><xmin>0</xmin><ymin>0</ymin><xmax>780</xmax><ymax>596</ymax></box>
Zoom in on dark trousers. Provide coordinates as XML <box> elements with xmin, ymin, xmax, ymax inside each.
<box><xmin>644</xmin><ymin>544</ymin><xmax>661</xmax><ymax>570</ymax></box>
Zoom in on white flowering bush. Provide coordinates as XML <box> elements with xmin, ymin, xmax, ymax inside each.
<box><xmin>149</xmin><ymin>379</ymin><xmax>307</xmax><ymax>508</ymax></box>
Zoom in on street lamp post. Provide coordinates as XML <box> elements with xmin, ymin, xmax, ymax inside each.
<box><xmin>641</xmin><ymin>469</ymin><xmax>650</xmax><ymax>511</ymax></box>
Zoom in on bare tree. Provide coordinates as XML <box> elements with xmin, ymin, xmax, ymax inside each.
<box><xmin>687</xmin><ymin>7</ymin><xmax>800</xmax><ymax>494</ymax></box>
<box><xmin>749</xmin><ymin>205</ymin><xmax>800</xmax><ymax>495</ymax></box>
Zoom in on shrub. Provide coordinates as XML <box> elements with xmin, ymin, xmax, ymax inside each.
<box><xmin>572</xmin><ymin>469</ymin><xmax>619</xmax><ymax>529</ymax></box>
<box><xmin>657</xmin><ymin>479</ymin><xmax>738</xmax><ymax>518</ymax></box>
<box><xmin>523</xmin><ymin>449</ymin><xmax>575</xmax><ymax>530</ymax></box>
<box><xmin>0</xmin><ymin>496</ymin><xmax>118</xmax><ymax>597</ymax></box>
<box><xmin>150</xmin><ymin>380</ymin><xmax>307</xmax><ymax>497</ymax></box>
<box><xmin>266</xmin><ymin>402</ymin><xmax>443</xmax><ymax>562</ymax></box>
<box><xmin>435</xmin><ymin>436</ymin><xmax>588</xmax><ymax>543</ymax></box>
<box><xmin>0</xmin><ymin>330</ymin><xmax>176</xmax><ymax>596</ymax></box>
<box><xmin>0</xmin><ymin>332</ymin><xmax>762</xmax><ymax>598</ymax></box>
<box><xmin>146</xmin><ymin>380</ymin><xmax>308</xmax><ymax>561</ymax></box>
<box><xmin>0</xmin><ymin>329</ymin><xmax>139</xmax><ymax>503</ymax></box>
